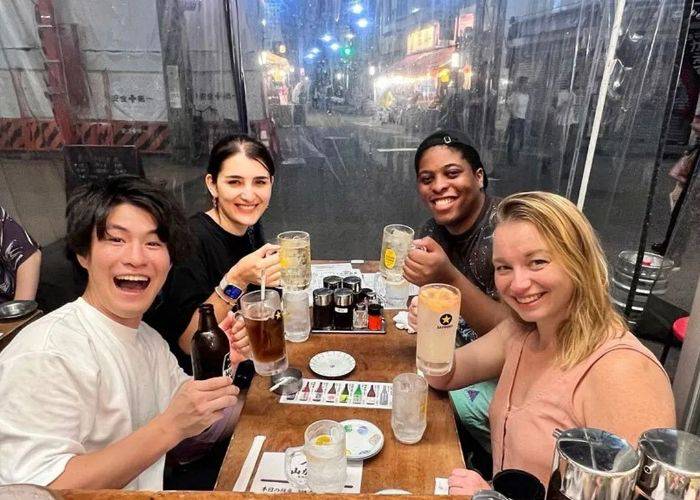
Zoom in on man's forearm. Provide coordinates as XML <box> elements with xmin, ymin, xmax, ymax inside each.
<box><xmin>48</xmin><ymin>414</ymin><xmax>181</xmax><ymax>490</ymax></box>
<box><xmin>447</xmin><ymin>269</ymin><xmax>508</xmax><ymax>336</ymax></box>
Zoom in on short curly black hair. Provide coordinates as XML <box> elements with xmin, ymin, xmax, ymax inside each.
<box><xmin>66</xmin><ymin>175</ymin><xmax>192</xmax><ymax>265</ymax></box>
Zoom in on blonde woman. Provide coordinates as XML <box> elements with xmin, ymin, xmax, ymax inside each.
<box><xmin>424</xmin><ymin>191</ymin><xmax>675</xmax><ymax>494</ymax></box>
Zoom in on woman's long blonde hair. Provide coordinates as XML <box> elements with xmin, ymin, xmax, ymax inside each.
<box><xmin>494</xmin><ymin>191</ymin><xmax>626</xmax><ymax>369</ymax></box>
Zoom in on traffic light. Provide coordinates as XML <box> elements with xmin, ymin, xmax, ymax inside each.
<box><xmin>342</xmin><ymin>45</ymin><xmax>354</xmax><ymax>57</ymax></box>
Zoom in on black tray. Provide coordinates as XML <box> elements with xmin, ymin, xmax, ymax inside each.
<box><xmin>311</xmin><ymin>318</ymin><xmax>386</xmax><ymax>334</ymax></box>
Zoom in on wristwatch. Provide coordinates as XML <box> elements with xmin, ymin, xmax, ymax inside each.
<box><xmin>218</xmin><ymin>275</ymin><xmax>244</xmax><ymax>301</ymax></box>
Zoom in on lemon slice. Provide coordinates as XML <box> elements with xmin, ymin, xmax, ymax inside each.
<box><xmin>314</xmin><ymin>434</ymin><xmax>333</xmax><ymax>446</ymax></box>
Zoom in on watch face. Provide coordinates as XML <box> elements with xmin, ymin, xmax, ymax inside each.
<box><xmin>224</xmin><ymin>284</ymin><xmax>243</xmax><ymax>299</ymax></box>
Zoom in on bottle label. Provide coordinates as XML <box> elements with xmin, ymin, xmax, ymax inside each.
<box><xmin>383</xmin><ymin>248</ymin><xmax>397</xmax><ymax>269</ymax></box>
<box><xmin>335</xmin><ymin>307</ymin><xmax>348</xmax><ymax>313</ymax></box>
<box><xmin>222</xmin><ymin>352</ymin><xmax>233</xmax><ymax>379</ymax></box>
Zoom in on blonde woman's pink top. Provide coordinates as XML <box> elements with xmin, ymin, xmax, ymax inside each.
<box><xmin>489</xmin><ymin>330</ymin><xmax>666</xmax><ymax>487</ymax></box>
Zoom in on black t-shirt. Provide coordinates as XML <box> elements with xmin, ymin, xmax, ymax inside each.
<box><xmin>419</xmin><ymin>195</ymin><xmax>499</xmax><ymax>298</ymax></box>
<box><xmin>419</xmin><ymin>195</ymin><xmax>500</xmax><ymax>343</ymax></box>
<box><xmin>146</xmin><ymin>212</ymin><xmax>264</xmax><ymax>373</ymax></box>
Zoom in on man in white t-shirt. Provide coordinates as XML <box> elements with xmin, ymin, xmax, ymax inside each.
<box><xmin>0</xmin><ymin>176</ymin><xmax>249</xmax><ymax>490</ymax></box>
<box><xmin>506</xmin><ymin>76</ymin><xmax>530</xmax><ymax>164</ymax></box>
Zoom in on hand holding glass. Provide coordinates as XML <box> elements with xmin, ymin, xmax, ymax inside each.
<box><xmin>285</xmin><ymin>420</ymin><xmax>347</xmax><ymax>493</ymax></box>
<box><xmin>278</xmin><ymin>231</ymin><xmax>311</xmax><ymax>290</ymax></box>
<box><xmin>237</xmin><ymin>289</ymin><xmax>288</xmax><ymax>376</ymax></box>
<box><xmin>416</xmin><ymin>283</ymin><xmax>461</xmax><ymax>376</ymax></box>
<box><xmin>380</xmin><ymin>224</ymin><xmax>414</xmax><ymax>283</ymax></box>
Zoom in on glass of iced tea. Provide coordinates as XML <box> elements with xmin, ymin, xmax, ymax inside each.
<box><xmin>416</xmin><ymin>283</ymin><xmax>461</xmax><ymax>376</ymax></box>
<box><xmin>379</xmin><ymin>224</ymin><xmax>414</xmax><ymax>283</ymax></box>
<box><xmin>278</xmin><ymin>231</ymin><xmax>311</xmax><ymax>291</ymax></box>
<box><xmin>238</xmin><ymin>289</ymin><xmax>288</xmax><ymax>376</ymax></box>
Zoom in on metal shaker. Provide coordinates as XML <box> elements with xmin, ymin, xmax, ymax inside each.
<box><xmin>547</xmin><ymin>428</ymin><xmax>641</xmax><ymax>500</ymax></box>
<box><xmin>637</xmin><ymin>428</ymin><xmax>700</xmax><ymax>499</ymax></box>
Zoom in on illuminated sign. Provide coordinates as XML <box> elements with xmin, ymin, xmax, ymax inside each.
<box><xmin>407</xmin><ymin>23</ymin><xmax>439</xmax><ymax>54</ymax></box>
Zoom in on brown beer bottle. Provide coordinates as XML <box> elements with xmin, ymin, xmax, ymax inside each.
<box><xmin>191</xmin><ymin>304</ymin><xmax>231</xmax><ymax>380</ymax></box>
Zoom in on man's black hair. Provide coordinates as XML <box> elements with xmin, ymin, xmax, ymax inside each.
<box><xmin>414</xmin><ymin>129</ymin><xmax>488</xmax><ymax>189</ymax></box>
<box><xmin>66</xmin><ymin>175</ymin><xmax>191</xmax><ymax>265</ymax></box>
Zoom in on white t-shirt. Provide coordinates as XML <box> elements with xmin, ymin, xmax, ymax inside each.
<box><xmin>509</xmin><ymin>91</ymin><xmax>530</xmax><ymax>119</ymax></box>
<box><xmin>0</xmin><ymin>298</ymin><xmax>190</xmax><ymax>490</ymax></box>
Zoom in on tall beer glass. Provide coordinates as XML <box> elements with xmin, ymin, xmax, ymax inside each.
<box><xmin>278</xmin><ymin>231</ymin><xmax>311</xmax><ymax>290</ymax></box>
<box><xmin>379</xmin><ymin>224</ymin><xmax>414</xmax><ymax>283</ymax></box>
<box><xmin>416</xmin><ymin>283</ymin><xmax>460</xmax><ymax>376</ymax></box>
<box><xmin>238</xmin><ymin>289</ymin><xmax>288</xmax><ymax>376</ymax></box>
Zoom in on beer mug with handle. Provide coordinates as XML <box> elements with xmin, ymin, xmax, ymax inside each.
<box><xmin>285</xmin><ymin>420</ymin><xmax>347</xmax><ymax>493</ymax></box>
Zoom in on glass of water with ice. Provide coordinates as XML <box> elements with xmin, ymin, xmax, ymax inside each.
<box><xmin>285</xmin><ymin>420</ymin><xmax>347</xmax><ymax>493</ymax></box>
<box><xmin>391</xmin><ymin>372</ymin><xmax>428</xmax><ymax>444</ymax></box>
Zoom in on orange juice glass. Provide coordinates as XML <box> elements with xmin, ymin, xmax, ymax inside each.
<box><xmin>416</xmin><ymin>284</ymin><xmax>461</xmax><ymax>376</ymax></box>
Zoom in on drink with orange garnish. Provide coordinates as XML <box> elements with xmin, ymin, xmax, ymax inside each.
<box><xmin>416</xmin><ymin>284</ymin><xmax>461</xmax><ymax>376</ymax></box>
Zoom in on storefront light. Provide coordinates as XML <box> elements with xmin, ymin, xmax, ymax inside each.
<box><xmin>311</xmin><ymin>47</ymin><xmax>320</xmax><ymax>54</ymax></box>
<box><xmin>345</xmin><ymin>32</ymin><xmax>355</xmax><ymax>40</ymax></box>
<box><xmin>351</xmin><ymin>3</ymin><xmax>364</xmax><ymax>14</ymax></box>
<box><xmin>336</xmin><ymin>72</ymin><xmax>343</xmax><ymax>81</ymax></box>
<box><xmin>330</xmin><ymin>42</ymin><xmax>340</xmax><ymax>51</ymax></box>
<box><xmin>369</xmin><ymin>65</ymin><xmax>376</xmax><ymax>76</ymax></box>
<box><xmin>357</xmin><ymin>18</ymin><xmax>368</xmax><ymax>28</ymax></box>
<box><xmin>321</xmin><ymin>34</ymin><xmax>333</xmax><ymax>42</ymax></box>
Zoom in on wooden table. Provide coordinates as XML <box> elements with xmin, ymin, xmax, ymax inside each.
<box><xmin>215</xmin><ymin>264</ymin><xmax>464</xmax><ymax>494</ymax></box>
<box><xmin>0</xmin><ymin>309</ymin><xmax>42</xmax><ymax>353</ymax></box>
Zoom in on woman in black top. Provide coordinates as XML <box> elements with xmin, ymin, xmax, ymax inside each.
<box><xmin>149</xmin><ymin>135</ymin><xmax>281</xmax><ymax>373</ymax></box>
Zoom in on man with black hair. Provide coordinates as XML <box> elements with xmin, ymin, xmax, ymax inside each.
<box><xmin>0</xmin><ymin>176</ymin><xmax>247</xmax><ymax>490</ymax></box>
<box><xmin>405</xmin><ymin>130</ymin><xmax>508</xmax><ymax>461</ymax></box>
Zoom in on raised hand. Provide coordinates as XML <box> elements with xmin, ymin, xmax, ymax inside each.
<box><xmin>162</xmin><ymin>376</ymin><xmax>239</xmax><ymax>441</ymax></box>
<box><xmin>219</xmin><ymin>311</ymin><xmax>251</xmax><ymax>365</ymax></box>
<box><xmin>227</xmin><ymin>243</ymin><xmax>281</xmax><ymax>288</ymax></box>
<box><xmin>403</xmin><ymin>237</ymin><xmax>457</xmax><ymax>287</ymax></box>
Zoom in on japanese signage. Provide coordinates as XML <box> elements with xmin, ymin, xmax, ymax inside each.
<box><xmin>407</xmin><ymin>23</ymin><xmax>439</xmax><ymax>54</ymax></box>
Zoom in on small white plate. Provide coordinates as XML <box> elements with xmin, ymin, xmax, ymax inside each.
<box><xmin>341</xmin><ymin>419</ymin><xmax>384</xmax><ymax>461</ymax></box>
<box><xmin>309</xmin><ymin>351</ymin><xmax>356</xmax><ymax>378</ymax></box>
<box><xmin>376</xmin><ymin>490</ymin><xmax>411</xmax><ymax>495</ymax></box>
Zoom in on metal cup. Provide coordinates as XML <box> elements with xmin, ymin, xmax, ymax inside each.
<box><xmin>637</xmin><ymin>428</ymin><xmax>700</xmax><ymax>499</ymax></box>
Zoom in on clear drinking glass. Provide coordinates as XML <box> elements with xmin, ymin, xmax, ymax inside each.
<box><xmin>379</xmin><ymin>224</ymin><xmax>414</xmax><ymax>283</ymax></box>
<box><xmin>416</xmin><ymin>283</ymin><xmax>461</xmax><ymax>376</ymax></box>
<box><xmin>278</xmin><ymin>231</ymin><xmax>311</xmax><ymax>291</ymax></box>
<box><xmin>283</xmin><ymin>289</ymin><xmax>311</xmax><ymax>342</ymax></box>
<box><xmin>391</xmin><ymin>373</ymin><xmax>428</xmax><ymax>444</ymax></box>
<box><xmin>237</xmin><ymin>289</ymin><xmax>288</xmax><ymax>376</ymax></box>
<box><xmin>285</xmin><ymin>420</ymin><xmax>347</xmax><ymax>493</ymax></box>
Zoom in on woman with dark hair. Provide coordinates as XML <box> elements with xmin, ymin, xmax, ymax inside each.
<box><xmin>148</xmin><ymin>134</ymin><xmax>280</xmax><ymax>374</ymax></box>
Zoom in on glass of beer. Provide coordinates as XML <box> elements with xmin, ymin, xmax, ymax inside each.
<box><xmin>416</xmin><ymin>284</ymin><xmax>461</xmax><ymax>376</ymax></box>
<box><xmin>379</xmin><ymin>224</ymin><xmax>414</xmax><ymax>283</ymax></box>
<box><xmin>238</xmin><ymin>289</ymin><xmax>288</xmax><ymax>376</ymax></box>
<box><xmin>285</xmin><ymin>420</ymin><xmax>347</xmax><ymax>493</ymax></box>
<box><xmin>278</xmin><ymin>231</ymin><xmax>311</xmax><ymax>291</ymax></box>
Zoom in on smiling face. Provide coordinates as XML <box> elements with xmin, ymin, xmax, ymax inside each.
<box><xmin>417</xmin><ymin>145</ymin><xmax>485</xmax><ymax>234</ymax></box>
<box><xmin>77</xmin><ymin>203</ymin><xmax>172</xmax><ymax>328</ymax></box>
<box><xmin>206</xmin><ymin>153</ymin><xmax>273</xmax><ymax>236</ymax></box>
<box><xmin>493</xmin><ymin>220</ymin><xmax>574</xmax><ymax>330</ymax></box>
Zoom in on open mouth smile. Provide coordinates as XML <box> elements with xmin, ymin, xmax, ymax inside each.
<box><xmin>513</xmin><ymin>292</ymin><xmax>545</xmax><ymax>305</ymax></box>
<box><xmin>114</xmin><ymin>274</ymin><xmax>150</xmax><ymax>292</ymax></box>
<box><xmin>431</xmin><ymin>197</ymin><xmax>457</xmax><ymax>209</ymax></box>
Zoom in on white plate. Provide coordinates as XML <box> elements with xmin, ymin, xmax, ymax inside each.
<box><xmin>341</xmin><ymin>419</ymin><xmax>384</xmax><ymax>461</ymax></box>
<box><xmin>309</xmin><ymin>351</ymin><xmax>356</xmax><ymax>378</ymax></box>
<box><xmin>376</xmin><ymin>490</ymin><xmax>411</xmax><ymax>495</ymax></box>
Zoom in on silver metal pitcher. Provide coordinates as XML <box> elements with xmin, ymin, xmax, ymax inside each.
<box><xmin>637</xmin><ymin>428</ymin><xmax>700</xmax><ymax>499</ymax></box>
<box><xmin>547</xmin><ymin>428</ymin><xmax>641</xmax><ymax>500</ymax></box>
